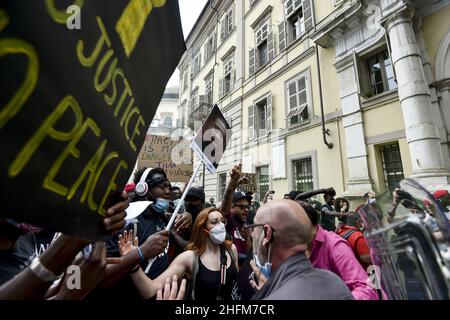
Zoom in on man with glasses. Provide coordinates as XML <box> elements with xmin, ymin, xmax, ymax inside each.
<box><xmin>249</xmin><ymin>200</ymin><xmax>353</xmax><ymax>300</ymax></box>
<box><xmin>225</xmin><ymin>191</ymin><xmax>253</xmax><ymax>266</ymax></box>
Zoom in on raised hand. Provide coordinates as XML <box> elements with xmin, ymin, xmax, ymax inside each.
<box><xmin>229</xmin><ymin>164</ymin><xmax>242</xmax><ymax>184</ymax></box>
<box><xmin>118</xmin><ymin>229</ymin><xmax>138</xmax><ymax>256</ymax></box>
<box><xmin>156</xmin><ymin>275</ymin><xmax>186</xmax><ymax>300</ymax></box>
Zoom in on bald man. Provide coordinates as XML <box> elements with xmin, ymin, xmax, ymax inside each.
<box><xmin>250</xmin><ymin>200</ymin><xmax>353</xmax><ymax>300</ymax></box>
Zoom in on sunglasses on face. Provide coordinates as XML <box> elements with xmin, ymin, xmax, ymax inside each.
<box><xmin>234</xmin><ymin>204</ymin><xmax>250</xmax><ymax>210</ymax></box>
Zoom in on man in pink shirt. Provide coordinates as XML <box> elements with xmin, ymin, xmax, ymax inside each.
<box><xmin>299</xmin><ymin>201</ymin><xmax>379</xmax><ymax>300</ymax></box>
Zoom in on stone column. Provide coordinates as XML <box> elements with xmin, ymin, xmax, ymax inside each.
<box><xmin>384</xmin><ymin>9</ymin><xmax>450</xmax><ymax>186</ymax></box>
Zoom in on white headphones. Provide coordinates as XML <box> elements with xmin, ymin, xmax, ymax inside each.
<box><xmin>135</xmin><ymin>168</ymin><xmax>152</xmax><ymax>197</ymax></box>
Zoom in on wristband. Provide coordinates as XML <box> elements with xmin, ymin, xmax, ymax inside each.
<box><xmin>30</xmin><ymin>257</ymin><xmax>59</xmax><ymax>282</ymax></box>
<box><xmin>130</xmin><ymin>265</ymin><xmax>140</xmax><ymax>274</ymax></box>
<box><xmin>137</xmin><ymin>246</ymin><xmax>146</xmax><ymax>264</ymax></box>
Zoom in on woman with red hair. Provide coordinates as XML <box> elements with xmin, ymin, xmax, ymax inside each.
<box><xmin>118</xmin><ymin>207</ymin><xmax>238</xmax><ymax>300</ymax></box>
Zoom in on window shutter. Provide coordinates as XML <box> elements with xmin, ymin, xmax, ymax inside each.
<box><xmin>288</xmin><ymin>81</ymin><xmax>298</xmax><ymax>110</ymax></box>
<box><xmin>220</xmin><ymin>18</ymin><xmax>226</xmax><ymax>42</ymax></box>
<box><xmin>219</xmin><ymin>78</ymin><xmax>224</xmax><ymax>98</ymax></box>
<box><xmin>249</xmin><ymin>48</ymin><xmax>255</xmax><ymax>76</ymax></box>
<box><xmin>248</xmin><ymin>105</ymin><xmax>255</xmax><ymax>140</ymax></box>
<box><xmin>230</xmin><ymin>8</ymin><xmax>234</xmax><ymax>33</ymax></box>
<box><xmin>302</xmin><ymin>0</ymin><xmax>313</xmax><ymax>31</ymax></box>
<box><xmin>231</xmin><ymin>69</ymin><xmax>235</xmax><ymax>91</ymax></box>
<box><xmin>278</xmin><ymin>21</ymin><xmax>286</xmax><ymax>52</ymax></box>
<box><xmin>267</xmin><ymin>31</ymin><xmax>275</xmax><ymax>62</ymax></box>
<box><xmin>266</xmin><ymin>95</ymin><xmax>273</xmax><ymax>133</ymax></box>
<box><xmin>352</xmin><ymin>50</ymin><xmax>368</xmax><ymax>99</ymax></box>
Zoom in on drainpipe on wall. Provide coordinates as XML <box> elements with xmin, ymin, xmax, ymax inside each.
<box><xmin>315</xmin><ymin>44</ymin><xmax>334</xmax><ymax>149</ymax></box>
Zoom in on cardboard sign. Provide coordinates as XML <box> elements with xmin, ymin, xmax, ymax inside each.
<box><xmin>191</xmin><ymin>105</ymin><xmax>232</xmax><ymax>175</ymax></box>
<box><xmin>0</xmin><ymin>1</ymin><xmax>186</xmax><ymax>240</ymax></box>
<box><xmin>137</xmin><ymin>134</ymin><xmax>193</xmax><ymax>182</ymax></box>
<box><xmin>239</xmin><ymin>173</ymin><xmax>257</xmax><ymax>194</ymax></box>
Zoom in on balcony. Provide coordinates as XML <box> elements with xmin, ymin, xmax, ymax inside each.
<box><xmin>187</xmin><ymin>103</ymin><xmax>212</xmax><ymax>131</ymax></box>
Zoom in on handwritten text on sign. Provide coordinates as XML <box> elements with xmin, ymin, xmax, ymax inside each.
<box><xmin>138</xmin><ymin>135</ymin><xmax>193</xmax><ymax>183</ymax></box>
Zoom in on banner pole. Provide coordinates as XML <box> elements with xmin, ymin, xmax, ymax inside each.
<box><xmin>144</xmin><ymin>161</ymin><xmax>203</xmax><ymax>274</ymax></box>
<box><xmin>166</xmin><ymin>160</ymin><xmax>203</xmax><ymax>231</ymax></box>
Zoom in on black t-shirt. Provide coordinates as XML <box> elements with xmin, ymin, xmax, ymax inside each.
<box><xmin>0</xmin><ymin>235</ymin><xmax>35</xmax><ymax>286</ymax></box>
<box><xmin>321</xmin><ymin>203</ymin><xmax>336</xmax><ymax>232</ymax></box>
<box><xmin>231</xmin><ymin>248</ymin><xmax>256</xmax><ymax>300</ymax></box>
<box><xmin>194</xmin><ymin>256</ymin><xmax>237</xmax><ymax>301</ymax></box>
<box><xmin>90</xmin><ymin>207</ymin><xmax>170</xmax><ymax>301</ymax></box>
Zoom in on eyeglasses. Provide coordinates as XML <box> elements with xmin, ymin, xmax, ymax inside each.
<box><xmin>234</xmin><ymin>204</ymin><xmax>250</xmax><ymax>210</ymax></box>
<box><xmin>244</xmin><ymin>223</ymin><xmax>275</xmax><ymax>233</ymax></box>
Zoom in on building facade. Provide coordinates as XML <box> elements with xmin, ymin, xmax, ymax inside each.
<box><xmin>148</xmin><ymin>85</ymin><xmax>180</xmax><ymax>136</ymax></box>
<box><xmin>178</xmin><ymin>0</ymin><xmax>450</xmax><ymax>203</ymax></box>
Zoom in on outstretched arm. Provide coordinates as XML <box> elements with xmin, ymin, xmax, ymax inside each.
<box><xmin>130</xmin><ymin>251</ymin><xmax>193</xmax><ymax>299</ymax></box>
<box><xmin>295</xmin><ymin>187</ymin><xmax>334</xmax><ymax>201</ymax></box>
<box><xmin>220</xmin><ymin>164</ymin><xmax>242</xmax><ymax>217</ymax></box>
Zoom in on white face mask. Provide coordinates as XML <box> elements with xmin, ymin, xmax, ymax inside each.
<box><xmin>209</xmin><ymin>223</ymin><xmax>226</xmax><ymax>244</ymax></box>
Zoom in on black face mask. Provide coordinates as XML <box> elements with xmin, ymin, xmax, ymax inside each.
<box><xmin>185</xmin><ymin>202</ymin><xmax>203</xmax><ymax>218</ymax></box>
<box><xmin>0</xmin><ymin>222</ymin><xmax>26</xmax><ymax>242</ymax></box>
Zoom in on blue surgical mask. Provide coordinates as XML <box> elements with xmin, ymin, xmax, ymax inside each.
<box><xmin>254</xmin><ymin>253</ymin><xmax>272</xmax><ymax>278</ymax></box>
<box><xmin>152</xmin><ymin>198</ymin><xmax>170</xmax><ymax>213</ymax></box>
<box><xmin>253</xmin><ymin>232</ymin><xmax>272</xmax><ymax>278</ymax></box>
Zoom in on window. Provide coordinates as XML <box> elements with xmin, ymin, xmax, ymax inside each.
<box><xmin>256</xmin><ymin>23</ymin><xmax>269</xmax><ymax>68</ymax></box>
<box><xmin>366</xmin><ymin>50</ymin><xmax>397</xmax><ymax>96</ymax></box>
<box><xmin>280</xmin><ymin>0</ymin><xmax>313</xmax><ymax>49</ymax></box>
<box><xmin>223</xmin><ymin>58</ymin><xmax>233</xmax><ymax>95</ymax></box>
<box><xmin>219</xmin><ymin>173</ymin><xmax>227</xmax><ymax>201</ymax></box>
<box><xmin>204</xmin><ymin>34</ymin><xmax>216</xmax><ymax>62</ymax></box>
<box><xmin>205</xmin><ymin>76</ymin><xmax>213</xmax><ymax>105</ymax></box>
<box><xmin>162</xmin><ymin>117</ymin><xmax>173</xmax><ymax>128</ymax></box>
<box><xmin>226</xmin><ymin>8</ymin><xmax>233</xmax><ymax>34</ymax></box>
<box><xmin>380</xmin><ymin>143</ymin><xmax>404</xmax><ymax>193</ymax></box>
<box><xmin>183</xmin><ymin>68</ymin><xmax>189</xmax><ymax>91</ymax></box>
<box><xmin>221</xmin><ymin>7</ymin><xmax>234</xmax><ymax>42</ymax></box>
<box><xmin>288</xmin><ymin>8</ymin><xmax>304</xmax><ymax>41</ymax></box>
<box><xmin>284</xmin><ymin>0</ymin><xmax>312</xmax><ymax>44</ymax></box>
<box><xmin>190</xmin><ymin>88</ymin><xmax>198</xmax><ymax>114</ymax></box>
<box><xmin>192</xmin><ymin>52</ymin><xmax>201</xmax><ymax>78</ymax></box>
<box><xmin>249</xmin><ymin>94</ymin><xmax>272</xmax><ymax>140</ymax></box>
<box><xmin>286</xmin><ymin>73</ymin><xmax>309</xmax><ymax>126</ymax></box>
<box><xmin>256</xmin><ymin>166</ymin><xmax>270</xmax><ymax>201</ymax></box>
<box><xmin>256</xmin><ymin>100</ymin><xmax>267</xmax><ymax>137</ymax></box>
<box><xmin>293</xmin><ymin>157</ymin><xmax>313</xmax><ymax>192</ymax></box>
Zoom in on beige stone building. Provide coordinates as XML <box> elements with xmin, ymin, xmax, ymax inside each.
<box><xmin>178</xmin><ymin>0</ymin><xmax>450</xmax><ymax>204</ymax></box>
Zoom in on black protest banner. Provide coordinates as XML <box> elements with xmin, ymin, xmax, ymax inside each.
<box><xmin>0</xmin><ymin>0</ymin><xmax>185</xmax><ymax>240</ymax></box>
<box><xmin>191</xmin><ymin>105</ymin><xmax>232</xmax><ymax>175</ymax></box>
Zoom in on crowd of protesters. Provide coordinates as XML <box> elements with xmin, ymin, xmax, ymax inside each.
<box><xmin>1</xmin><ymin>163</ymin><xmax>450</xmax><ymax>300</ymax></box>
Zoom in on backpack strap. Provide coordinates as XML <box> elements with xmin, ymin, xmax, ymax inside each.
<box><xmin>190</xmin><ymin>253</ymin><xmax>199</xmax><ymax>300</ymax></box>
<box><xmin>341</xmin><ymin>229</ymin><xmax>358</xmax><ymax>241</ymax></box>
